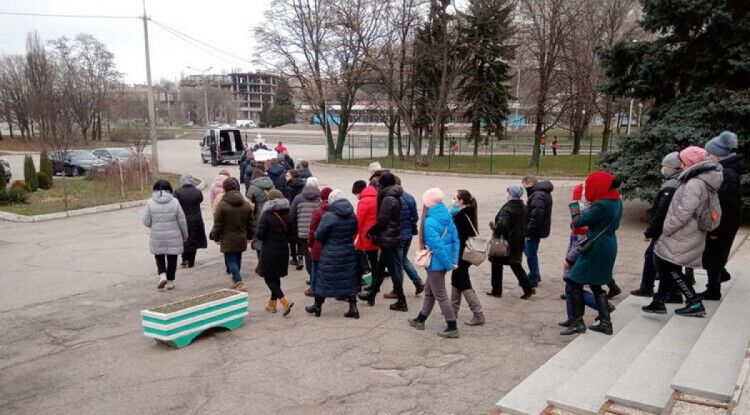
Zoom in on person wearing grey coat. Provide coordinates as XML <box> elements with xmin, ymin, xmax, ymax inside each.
<box><xmin>644</xmin><ymin>149</ymin><xmax>723</xmax><ymax>318</ymax></box>
<box><xmin>291</xmin><ymin>183</ymin><xmax>321</xmax><ymax>276</ymax></box>
<box><xmin>142</xmin><ymin>180</ymin><xmax>188</xmax><ymax>290</ymax></box>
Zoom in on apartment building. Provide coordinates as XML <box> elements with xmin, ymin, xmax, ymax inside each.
<box><xmin>229</xmin><ymin>71</ymin><xmax>279</xmax><ymax>122</ymax></box>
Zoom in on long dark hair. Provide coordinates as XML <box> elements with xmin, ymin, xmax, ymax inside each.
<box><xmin>456</xmin><ymin>189</ymin><xmax>478</xmax><ymax>229</ymax></box>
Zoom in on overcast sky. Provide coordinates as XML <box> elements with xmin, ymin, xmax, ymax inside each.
<box><xmin>0</xmin><ymin>0</ymin><xmax>273</xmax><ymax>84</ymax></box>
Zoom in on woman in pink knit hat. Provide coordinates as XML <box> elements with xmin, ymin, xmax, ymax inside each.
<box><xmin>643</xmin><ymin>146</ymin><xmax>723</xmax><ymax>318</ymax></box>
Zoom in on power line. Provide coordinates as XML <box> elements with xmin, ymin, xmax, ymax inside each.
<box><xmin>150</xmin><ymin>21</ymin><xmax>245</xmax><ymax>67</ymax></box>
<box><xmin>150</xmin><ymin>18</ymin><xmax>254</xmax><ymax>65</ymax></box>
<box><xmin>0</xmin><ymin>11</ymin><xmax>139</xmax><ymax>19</ymax></box>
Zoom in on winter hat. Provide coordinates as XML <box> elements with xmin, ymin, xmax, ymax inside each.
<box><xmin>180</xmin><ymin>173</ymin><xmax>194</xmax><ymax>186</ymax></box>
<box><xmin>378</xmin><ymin>172</ymin><xmax>396</xmax><ymax>189</ymax></box>
<box><xmin>268</xmin><ymin>189</ymin><xmax>284</xmax><ymax>200</ymax></box>
<box><xmin>422</xmin><ymin>187</ymin><xmax>445</xmax><ymax>208</ymax></box>
<box><xmin>320</xmin><ymin>187</ymin><xmax>333</xmax><ymax>201</ymax></box>
<box><xmin>705</xmin><ymin>131</ymin><xmax>738</xmax><ymax>157</ymax></box>
<box><xmin>305</xmin><ymin>177</ymin><xmax>319</xmax><ymax>188</ymax></box>
<box><xmin>328</xmin><ymin>189</ymin><xmax>344</xmax><ymax>204</ymax></box>
<box><xmin>507</xmin><ymin>185</ymin><xmax>524</xmax><ymax>200</ymax></box>
<box><xmin>679</xmin><ymin>146</ymin><xmax>709</xmax><ymax>168</ymax></box>
<box><xmin>351</xmin><ymin>180</ymin><xmax>367</xmax><ymax>195</ymax></box>
<box><xmin>661</xmin><ymin>151</ymin><xmax>682</xmax><ymax>169</ymax></box>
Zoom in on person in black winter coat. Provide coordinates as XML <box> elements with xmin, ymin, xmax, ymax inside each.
<box><xmin>449</xmin><ymin>190</ymin><xmax>485</xmax><ymax>325</ymax></box>
<box><xmin>173</xmin><ymin>174</ymin><xmax>208</xmax><ymax>267</ymax></box>
<box><xmin>488</xmin><ymin>185</ymin><xmax>535</xmax><ymax>299</ymax></box>
<box><xmin>701</xmin><ymin>131</ymin><xmax>745</xmax><ymax>300</ymax></box>
<box><xmin>305</xmin><ymin>190</ymin><xmax>360</xmax><ymax>319</ymax></box>
<box><xmin>267</xmin><ymin>158</ymin><xmax>287</xmax><ymax>194</ymax></box>
<box><xmin>284</xmin><ymin>169</ymin><xmax>306</xmax><ymax>268</ymax></box>
<box><xmin>357</xmin><ymin>172</ymin><xmax>406</xmax><ymax>310</ymax></box>
<box><xmin>239</xmin><ymin>149</ymin><xmax>253</xmax><ymax>188</ymax></box>
<box><xmin>256</xmin><ymin>190</ymin><xmax>295</xmax><ymax>316</ymax></box>
<box><xmin>522</xmin><ymin>176</ymin><xmax>554</xmax><ymax>286</ymax></box>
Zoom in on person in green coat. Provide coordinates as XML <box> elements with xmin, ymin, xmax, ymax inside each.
<box><xmin>564</xmin><ymin>171</ymin><xmax>623</xmax><ymax>336</ymax></box>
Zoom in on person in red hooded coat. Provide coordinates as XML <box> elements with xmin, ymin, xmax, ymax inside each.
<box><xmin>306</xmin><ymin>187</ymin><xmax>332</xmax><ymax>297</ymax></box>
<box><xmin>354</xmin><ymin>179</ymin><xmax>380</xmax><ymax>278</ymax></box>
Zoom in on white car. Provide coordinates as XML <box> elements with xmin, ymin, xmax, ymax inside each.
<box><xmin>236</xmin><ymin>119</ymin><xmax>257</xmax><ymax>128</ymax></box>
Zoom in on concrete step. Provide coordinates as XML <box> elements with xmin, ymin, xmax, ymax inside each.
<box><xmin>605</xmin><ymin>300</ymin><xmax>720</xmax><ymax>413</ymax></box>
<box><xmin>671</xmin><ymin>258</ymin><xmax>750</xmax><ymax>402</ymax></box>
<box><xmin>495</xmin><ymin>295</ymin><xmax>642</xmax><ymax>415</ymax></box>
<box><xmin>546</xmin><ymin>299</ymin><xmax>675</xmax><ymax>414</ymax></box>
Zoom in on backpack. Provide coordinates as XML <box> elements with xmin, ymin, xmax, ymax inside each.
<box><xmin>696</xmin><ymin>178</ymin><xmax>722</xmax><ymax>232</ymax></box>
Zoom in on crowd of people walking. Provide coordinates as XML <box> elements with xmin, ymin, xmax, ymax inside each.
<box><xmin>141</xmin><ymin>130</ymin><xmax>744</xmax><ymax>339</ymax></box>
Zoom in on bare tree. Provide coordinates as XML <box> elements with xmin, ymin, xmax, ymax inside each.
<box><xmin>0</xmin><ymin>55</ymin><xmax>31</xmax><ymax>138</ymax></box>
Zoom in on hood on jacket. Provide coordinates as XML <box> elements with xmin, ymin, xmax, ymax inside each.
<box><xmin>152</xmin><ymin>190</ymin><xmax>174</xmax><ymax>204</ymax></box>
<box><xmin>379</xmin><ymin>184</ymin><xmax>403</xmax><ymax>200</ymax></box>
<box><xmin>528</xmin><ymin>180</ymin><xmax>554</xmax><ymax>195</ymax></box>
<box><xmin>301</xmin><ymin>185</ymin><xmax>321</xmax><ymax>201</ymax></box>
<box><xmin>212</xmin><ymin>175</ymin><xmax>228</xmax><ymax>188</ymax></box>
<box><xmin>288</xmin><ymin>177</ymin><xmax>305</xmax><ymax>191</ymax></box>
<box><xmin>222</xmin><ymin>190</ymin><xmax>246</xmax><ymax>207</ymax></box>
<box><xmin>360</xmin><ymin>185</ymin><xmax>378</xmax><ymax>199</ymax></box>
<box><xmin>262</xmin><ymin>197</ymin><xmax>290</xmax><ymax>213</ymax></box>
<box><xmin>679</xmin><ymin>159</ymin><xmax>724</xmax><ymax>191</ymax></box>
<box><xmin>252</xmin><ymin>176</ymin><xmax>274</xmax><ymax>190</ymax></box>
<box><xmin>268</xmin><ymin>163</ymin><xmax>286</xmax><ymax>175</ymax></box>
<box><xmin>426</xmin><ymin>202</ymin><xmax>451</xmax><ymax>227</ymax></box>
<box><xmin>720</xmin><ymin>153</ymin><xmax>745</xmax><ymax>172</ymax></box>
<box><xmin>329</xmin><ymin>198</ymin><xmax>354</xmax><ymax>217</ymax></box>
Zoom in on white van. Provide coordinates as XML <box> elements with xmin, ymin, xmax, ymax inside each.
<box><xmin>200</xmin><ymin>126</ymin><xmax>246</xmax><ymax>164</ymax></box>
<box><xmin>235</xmin><ymin>119</ymin><xmax>257</xmax><ymax>128</ymax></box>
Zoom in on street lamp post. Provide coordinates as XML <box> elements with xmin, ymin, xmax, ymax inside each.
<box><xmin>187</xmin><ymin>66</ymin><xmax>213</xmax><ymax>126</ymax></box>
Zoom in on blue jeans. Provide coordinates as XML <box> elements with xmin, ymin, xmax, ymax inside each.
<box><xmin>524</xmin><ymin>238</ymin><xmax>541</xmax><ymax>283</ymax></box>
<box><xmin>224</xmin><ymin>251</ymin><xmax>243</xmax><ymax>283</ymax></box>
<box><xmin>564</xmin><ymin>280</ymin><xmax>598</xmax><ymax>321</ymax></box>
<box><xmin>400</xmin><ymin>239</ymin><xmax>422</xmax><ymax>286</ymax></box>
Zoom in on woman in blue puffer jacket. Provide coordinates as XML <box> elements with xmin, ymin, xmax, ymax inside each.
<box><xmin>408</xmin><ymin>188</ymin><xmax>461</xmax><ymax>338</ymax></box>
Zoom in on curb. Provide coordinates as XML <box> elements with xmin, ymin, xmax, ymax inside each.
<box><xmin>311</xmin><ymin>161</ymin><xmax>587</xmax><ymax>181</ymax></box>
<box><xmin>0</xmin><ymin>175</ymin><xmax>207</xmax><ymax>223</ymax></box>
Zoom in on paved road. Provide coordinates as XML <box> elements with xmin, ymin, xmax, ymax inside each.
<box><xmin>0</xmin><ymin>139</ymin><xmax>677</xmax><ymax>414</ymax></box>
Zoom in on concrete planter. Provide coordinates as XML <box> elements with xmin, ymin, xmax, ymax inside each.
<box><xmin>140</xmin><ymin>289</ymin><xmax>248</xmax><ymax>348</ymax></box>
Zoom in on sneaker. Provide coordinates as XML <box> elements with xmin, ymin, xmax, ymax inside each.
<box><xmin>231</xmin><ymin>282</ymin><xmax>247</xmax><ymax>292</ymax></box>
<box><xmin>630</xmin><ymin>288</ymin><xmax>654</xmax><ymax>297</ymax></box>
<box><xmin>165</xmin><ymin>282</ymin><xmax>175</xmax><ymax>290</ymax></box>
<box><xmin>520</xmin><ymin>288</ymin><xmax>536</xmax><ymax>300</ymax></box>
<box><xmin>437</xmin><ymin>328</ymin><xmax>460</xmax><ymax>338</ymax></box>
<box><xmin>415</xmin><ymin>283</ymin><xmax>425</xmax><ymax>296</ymax></box>
<box><xmin>675</xmin><ymin>301</ymin><xmax>706</xmax><ymax>317</ymax></box>
<box><xmin>408</xmin><ymin>318</ymin><xmax>425</xmax><ymax>330</ymax></box>
<box><xmin>383</xmin><ymin>291</ymin><xmax>398</xmax><ymax>299</ymax></box>
<box><xmin>389</xmin><ymin>301</ymin><xmax>408</xmax><ymax>312</ymax></box>
<box><xmin>157</xmin><ymin>275</ymin><xmax>168</xmax><ymax>290</ymax></box>
<box><xmin>485</xmin><ymin>291</ymin><xmax>502</xmax><ymax>298</ymax></box>
<box><xmin>642</xmin><ymin>298</ymin><xmax>667</xmax><ymax>314</ymax></box>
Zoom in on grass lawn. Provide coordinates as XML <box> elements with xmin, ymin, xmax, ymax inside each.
<box><xmin>326</xmin><ymin>154</ymin><xmax>602</xmax><ymax>177</ymax></box>
<box><xmin>0</xmin><ymin>173</ymin><xmax>181</xmax><ymax>216</ymax></box>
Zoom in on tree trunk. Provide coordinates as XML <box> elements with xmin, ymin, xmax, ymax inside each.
<box><xmin>530</xmin><ymin>104</ymin><xmax>545</xmax><ymax>168</ymax></box>
<box><xmin>572</xmin><ymin>130</ymin><xmax>582</xmax><ymax>154</ymax></box>
<box><xmin>396</xmin><ymin>119</ymin><xmax>404</xmax><ymax>159</ymax></box>
<box><xmin>387</xmin><ymin>120</ymin><xmax>396</xmax><ymax>156</ymax></box>
<box><xmin>601</xmin><ymin>98</ymin><xmax>613</xmax><ymax>154</ymax></box>
<box><xmin>472</xmin><ymin>119</ymin><xmax>481</xmax><ymax>158</ymax></box>
<box><xmin>9</xmin><ymin>123</ymin><xmax>13</xmax><ymax>139</ymax></box>
<box><xmin>438</xmin><ymin>123</ymin><xmax>445</xmax><ymax>157</ymax></box>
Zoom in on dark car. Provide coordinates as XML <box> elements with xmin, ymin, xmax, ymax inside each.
<box><xmin>0</xmin><ymin>157</ymin><xmax>10</xmax><ymax>183</ymax></box>
<box><xmin>92</xmin><ymin>148</ymin><xmax>134</xmax><ymax>163</ymax></box>
<box><xmin>51</xmin><ymin>150</ymin><xmax>107</xmax><ymax>176</ymax></box>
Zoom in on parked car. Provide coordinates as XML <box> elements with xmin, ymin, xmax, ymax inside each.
<box><xmin>235</xmin><ymin>119</ymin><xmax>257</xmax><ymax>128</ymax></box>
<box><xmin>51</xmin><ymin>150</ymin><xmax>107</xmax><ymax>176</ymax></box>
<box><xmin>0</xmin><ymin>157</ymin><xmax>11</xmax><ymax>183</ymax></box>
<box><xmin>200</xmin><ymin>126</ymin><xmax>245</xmax><ymax>164</ymax></box>
<box><xmin>92</xmin><ymin>148</ymin><xmax>134</xmax><ymax>164</ymax></box>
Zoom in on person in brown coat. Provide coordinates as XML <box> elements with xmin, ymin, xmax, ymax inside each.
<box><xmin>210</xmin><ymin>177</ymin><xmax>255</xmax><ymax>292</ymax></box>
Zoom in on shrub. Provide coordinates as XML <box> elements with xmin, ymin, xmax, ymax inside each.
<box><xmin>0</xmin><ymin>188</ymin><xmax>28</xmax><ymax>206</ymax></box>
<box><xmin>23</xmin><ymin>155</ymin><xmax>38</xmax><ymax>192</ymax></box>
<box><xmin>0</xmin><ymin>167</ymin><xmax>5</xmax><ymax>194</ymax></box>
<box><xmin>39</xmin><ymin>150</ymin><xmax>54</xmax><ymax>178</ymax></box>
<box><xmin>37</xmin><ymin>172</ymin><xmax>53</xmax><ymax>190</ymax></box>
<box><xmin>10</xmin><ymin>180</ymin><xmax>30</xmax><ymax>194</ymax></box>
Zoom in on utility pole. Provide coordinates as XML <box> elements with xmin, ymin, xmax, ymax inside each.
<box><xmin>142</xmin><ymin>0</ymin><xmax>158</xmax><ymax>172</ymax></box>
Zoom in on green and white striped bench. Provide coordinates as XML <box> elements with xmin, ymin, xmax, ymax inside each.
<box><xmin>141</xmin><ymin>289</ymin><xmax>249</xmax><ymax>348</ymax></box>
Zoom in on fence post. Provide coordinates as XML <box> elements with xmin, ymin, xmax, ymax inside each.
<box><xmin>588</xmin><ymin>132</ymin><xmax>594</xmax><ymax>173</ymax></box>
<box><xmin>369</xmin><ymin>134</ymin><xmax>373</xmax><ymax>162</ymax></box>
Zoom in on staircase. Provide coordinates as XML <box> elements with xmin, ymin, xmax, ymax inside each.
<box><xmin>495</xmin><ymin>236</ymin><xmax>750</xmax><ymax>415</ymax></box>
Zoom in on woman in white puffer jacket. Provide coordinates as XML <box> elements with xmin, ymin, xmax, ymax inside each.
<box><xmin>142</xmin><ymin>179</ymin><xmax>188</xmax><ymax>290</ymax></box>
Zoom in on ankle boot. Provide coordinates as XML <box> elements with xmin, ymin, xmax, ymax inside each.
<box><xmin>607</xmin><ymin>280</ymin><xmax>622</xmax><ymax>299</ymax></box>
<box><xmin>561</xmin><ymin>288</ymin><xmax>586</xmax><ymax>335</ymax></box>
<box><xmin>520</xmin><ymin>277</ymin><xmax>535</xmax><ymax>299</ymax></box>
<box><xmin>357</xmin><ymin>290</ymin><xmax>376</xmax><ymax>306</ymax></box>
<box><xmin>438</xmin><ymin>320</ymin><xmax>460</xmax><ymax>338</ymax></box>
<box><xmin>450</xmin><ymin>287</ymin><xmax>461</xmax><ymax>317</ymax></box>
<box><xmin>462</xmin><ymin>289</ymin><xmax>485</xmax><ymax>326</ymax></box>
<box><xmin>588</xmin><ymin>292</ymin><xmax>613</xmax><ymax>335</ymax></box>
<box><xmin>389</xmin><ymin>298</ymin><xmax>408</xmax><ymax>312</ymax></box>
<box><xmin>560</xmin><ymin>319</ymin><xmax>586</xmax><ymax>335</ymax></box>
<box><xmin>265</xmin><ymin>299</ymin><xmax>278</xmax><ymax>313</ymax></box>
<box><xmin>698</xmin><ymin>283</ymin><xmax>721</xmax><ymax>301</ymax></box>
<box><xmin>344</xmin><ymin>299</ymin><xmax>359</xmax><ymax>319</ymax></box>
<box><xmin>279</xmin><ymin>296</ymin><xmax>294</xmax><ymax>317</ymax></box>
<box><xmin>305</xmin><ymin>297</ymin><xmax>323</xmax><ymax>317</ymax></box>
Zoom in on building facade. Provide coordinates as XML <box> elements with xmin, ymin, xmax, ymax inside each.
<box><xmin>229</xmin><ymin>71</ymin><xmax>279</xmax><ymax>122</ymax></box>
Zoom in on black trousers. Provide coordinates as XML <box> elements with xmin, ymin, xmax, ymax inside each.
<box><xmin>289</xmin><ymin>236</ymin><xmax>298</xmax><ymax>260</ymax></box>
<box><xmin>264</xmin><ymin>276</ymin><xmax>285</xmax><ymax>300</ymax></box>
<box><xmin>567</xmin><ymin>280</ymin><xmax>605</xmax><ymax>320</ymax></box>
<box><xmin>182</xmin><ymin>250</ymin><xmax>197</xmax><ymax>267</ymax></box>
<box><xmin>155</xmin><ymin>254</ymin><xmax>178</xmax><ymax>281</ymax></box>
<box><xmin>370</xmin><ymin>247</ymin><xmax>404</xmax><ymax>301</ymax></box>
<box><xmin>451</xmin><ymin>259</ymin><xmax>473</xmax><ymax>292</ymax></box>
<box><xmin>490</xmin><ymin>260</ymin><xmax>531</xmax><ymax>295</ymax></box>
<box><xmin>655</xmin><ymin>255</ymin><xmax>699</xmax><ymax>303</ymax></box>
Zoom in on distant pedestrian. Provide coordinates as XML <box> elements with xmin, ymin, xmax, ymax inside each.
<box><xmin>209</xmin><ymin>131</ymin><xmax>218</xmax><ymax>166</ymax></box>
<box><xmin>209</xmin><ymin>169</ymin><xmax>231</xmax><ymax>210</ymax></box>
<box><xmin>450</xmin><ymin>189</ymin><xmax>485</xmax><ymax>326</ymax></box>
<box><xmin>275</xmin><ymin>141</ymin><xmax>287</xmax><ymax>153</ymax></box>
<box><xmin>142</xmin><ymin>179</ymin><xmax>188</xmax><ymax>291</ymax></box>
<box><xmin>522</xmin><ymin>175</ymin><xmax>554</xmax><ymax>287</ymax></box>
<box><xmin>280</xmin><ymin>149</ymin><xmax>295</xmax><ymax>170</ymax></box>
<box><xmin>267</xmin><ymin>158</ymin><xmax>287</xmax><ymax>193</ymax></box>
<box><xmin>249</xmin><ymin>162</ymin><xmax>266</xmax><ymax>182</ymax></box>
<box><xmin>305</xmin><ymin>190</ymin><xmax>360</xmax><ymax>319</ymax></box>
<box><xmin>408</xmin><ymin>188</ymin><xmax>461</xmax><ymax>338</ymax></box>
<box><xmin>564</xmin><ymin>171</ymin><xmax>623</xmax><ymax>335</ymax></box>
<box><xmin>552</xmin><ymin>136</ymin><xmax>559</xmax><ymax>156</ymax></box>
<box><xmin>239</xmin><ymin>148</ymin><xmax>254</xmax><ymax>189</ymax></box>
<box><xmin>291</xmin><ymin>178</ymin><xmax>321</xmax><ymax>276</ymax></box>
<box><xmin>540</xmin><ymin>134</ymin><xmax>547</xmax><ymax>155</ymax></box>
<box><xmin>298</xmin><ymin>160</ymin><xmax>313</xmax><ymax>179</ymax></box>
<box><xmin>173</xmin><ymin>174</ymin><xmax>207</xmax><ymax>268</ymax></box>
<box><xmin>257</xmin><ymin>189</ymin><xmax>295</xmax><ymax>316</ymax></box>
<box><xmin>487</xmin><ymin>185</ymin><xmax>535</xmax><ymax>299</ymax></box>
<box><xmin>210</xmin><ymin>177</ymin><xmax>255</xmax><ymax>292</ymax></box>
<box><xmin>285</xmin><ymin>169</ymin><xmax>306</xmax><ymax>269</ymax></box>
<box><xmin>306</xmin><ymin>187</ymin><xmax>333</xmax><ymax>297</ymax></box>
<box><xmin>353</xmin><ymin>178</ymin><xmax>379</xmax><ymax>286</ymax></box>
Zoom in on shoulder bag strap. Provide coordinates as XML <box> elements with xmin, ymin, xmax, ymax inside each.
<box><xmin>273</xmin><ymin>211</ymin><xmax>288</xmax><ymax>234</ymax></box>
<box><xmin>581</xmin><ymin>202</ymin><xmax>622</xmax><ymax>246</ymax></box>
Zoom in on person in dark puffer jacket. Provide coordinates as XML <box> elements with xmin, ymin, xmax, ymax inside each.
<box><xmin>256</xmin><ymin>190</ymin><xmax>294</xmax><ymax>316</ymax></box>
<box><xmin>305</xmin><ymin>190</ymin><xmax>360</xmax><ymax>319</ymax></box>
<box><xmin>521</xmin><ymin>176</ymin><xmax>554</xmax><ymax>287</ymax></box>
<box><xmin>291</xmin><ymin>179</ymin><xmax>321</xmax><ymax>277</ymax></box>
<box><xmin>284</xmin><ymin>169</ymin><xmax>306</xmax><ymax>268</ymax></box>
<box><xmin>357</xmin><ymin>172</ymin><xmax>405</xmax><ymax>310</ymax></box>
<box><xmin>306</xmin><ymin>187</ymin><xmax>332</xmax><ymax>297</ymax></box>
<box><xmin>397</xmin><ymin>176</ymin><xmax>424</xmax><ymax>295</ymax></box>
<box><xmin>267</xmin><ymin>158</ymin><xmax>287</xmax><ymax>193</ymax></box>
<box><xmin>173</xmin><ymin>173</ymin><xmax>207</xmax><ymax>268</ymax></box>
